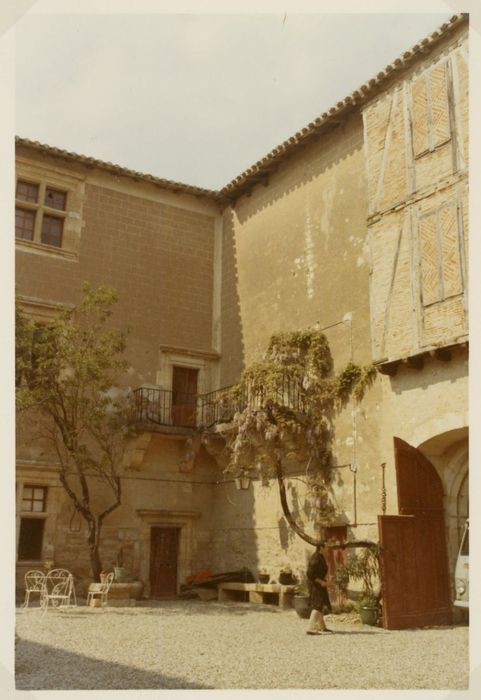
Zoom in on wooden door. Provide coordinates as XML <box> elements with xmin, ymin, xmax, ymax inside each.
<box><xmin>171</xmin><ymin>366</ymin><xmax>198</xmax><ymax>427</ymax></box>
<box><xmin>150</xmin><ymin>527</ymin><xmax>179</xmax><ymax>598</ymax></box>
<box><xmin>379</xmin><ymin>437</ymin><xmax>452</xmax><ymax>629</ymax></box>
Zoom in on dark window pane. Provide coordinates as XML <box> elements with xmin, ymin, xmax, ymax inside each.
<box><xmin>41</xmin><ymin>215</ymin><xmax>63</xmax><ymax>247</ymax></box>
<box><xmin>18</xmin><ymin>518</ymin><xmax>45</xmax><ymax>560</ymax></box>
<box><xmin>16</xmin><ymin>181</ymin><xmax>39</xmax><ymax>203</ymax></box>
<box><xmin>15</xmin><ymin>208</ymin><xmax>35</xmax><ymax>240</ymax></box>
<box><xmin>45</xmin><ymin>187</ymin><xmax>66</xmax><ymax>211</ymax></box>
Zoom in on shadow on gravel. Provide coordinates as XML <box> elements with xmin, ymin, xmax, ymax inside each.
<box><xmin>18</xmin><ymin>600</ymin><xmax>284</xmax><ymax>618</ymax></box>
<box><xmin>16</xmin><ymin>639</ymin><xmax>212</xmax><ymax>690</ymax></box>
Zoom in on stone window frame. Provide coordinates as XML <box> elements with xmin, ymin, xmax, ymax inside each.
<box><xmin>15</xmin><ymin>158</ymin><xmax>85</xmax><ymax>261</ymax></box>
<box><xmin>17</xmin><ymin>483</ymin><xmax>49</xmax><ymax>563</ymax></box>
<box><xmin>156</xmin><ymin>345</ymin><xmax>220</xmax><ymax>399</ymax></box>
<box><xmin>15</xmin><ymin>468</ymin><xmax>61</xmax><ymax>568</ymax></box>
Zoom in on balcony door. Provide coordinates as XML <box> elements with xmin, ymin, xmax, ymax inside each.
<box><xmin>171</xmin><ymin>366</ymin><xmax>198</xmax><ymax>427</ymax></box>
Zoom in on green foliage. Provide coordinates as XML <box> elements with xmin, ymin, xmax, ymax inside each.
<box><xmin>343</xmin><ymin>544</ymin><xmax>382</xmax><ymax>600</ymax></box>
<box><xmin>16</xmin><ymin>283</ymin><xmax>132</xmax><ymax>579</ymax></box>
<box><xmin>214</xmin><ymin>328</ymin><xmax>376</xmax><ymax>509</ymax></box>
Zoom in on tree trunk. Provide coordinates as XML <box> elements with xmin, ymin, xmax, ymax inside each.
<box><xmin>88</xmin><ymin>521</ymin><xmax>103</xmax><ymax>582</ymax></box>
<box><xmin>275</xmin><ymin>457</ymin><xmax>378</xmax><ymax>550</ymax></box>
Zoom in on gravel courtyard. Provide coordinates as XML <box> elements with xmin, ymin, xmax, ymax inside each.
<box><xmin>15</xmin><ymin>599</ymin><xmax>469</xmax><ymax>690</ymax></box>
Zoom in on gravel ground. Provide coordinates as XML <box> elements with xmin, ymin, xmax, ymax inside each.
<box><xmin>15</xmin><ymin>599</ymin><xmax>469</xmax><ymax>690</ymax></box>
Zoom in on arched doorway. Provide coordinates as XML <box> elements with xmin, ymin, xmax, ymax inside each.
<box><xmin>417</xmin><ymin>429</ymin><xmax>468</xmax><ymax>602</ymax></box>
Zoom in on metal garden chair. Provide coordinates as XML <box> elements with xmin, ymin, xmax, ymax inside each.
<box><xmin>86</xmin><ymin>572</ymin><xmax>115</xmax><ymax>608</ymax></box>
<box><xmin>41</xmin><ymin>568</ymin><xmax>77</xmax><ymax>615</ymax></box>
<box><xmin>22</xmin><ymin>570</ymin><xmax>46</xmax><ymax>608</ymax></box>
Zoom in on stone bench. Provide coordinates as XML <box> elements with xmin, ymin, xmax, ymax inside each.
<box><xmin>217</xmin><ymin>582</ymin><xmax>296</xmax><ymax>609</ymax></box>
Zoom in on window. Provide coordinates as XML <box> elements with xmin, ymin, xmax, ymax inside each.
<box><xmin>15</xmin><ymin>179</ymin><xmax>67</xmax><ymax>249</ymax></box>
<box><xmin>411</xmin><ymin>62</ymin><xmax>451</xmax><ymax>159</ymax></box>
<box><xmin>18</xmin><ymin>519</ymin><xmax>45</xmax><ymax>560</ymax></box>
<box><xmin>18</xmin><ymin>485</ymin><xmax>48</xmax><ymax>561</ymax></box>
<box><xmin>15</xmin><ymin>208</ymin><xmax>35</xmax><ymax>240</ymax></box>
<box><xmin>21</xmin><ymin>485</ymin><xmax>47</xmax><ymax>512</ymax></box>
<box><xmin>419</xmin><ymin>202</ymin><xmax>463</xmax><ymax>306</ymax></box>
<box><xmin>41</xmin><ymin>215</ymin><xmax>63</xmax><ymax>247</ymax></box>
<box><xmin>16</xmin><ymin>180</ymin><xmax>39</xmax><ymax>203</ymax></box>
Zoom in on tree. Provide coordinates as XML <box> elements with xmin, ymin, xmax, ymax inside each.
<box><xmin>16</xmin><ymin>284</ymin><xmax>132</xmax><ymax>581</ymax></box>
<box><xmin>208</xmin><ymin>329</ymin><xmax>377</xmax><ymax>550</ymax></box>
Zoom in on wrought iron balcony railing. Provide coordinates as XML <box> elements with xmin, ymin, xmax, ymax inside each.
<box><xmin>132</xmin><ymin>376</ymin><xmax>304</xmax><ymax>430</ymax></box>
<box><xmin>133</xmin><ymin>385</ymin><xmax>244</xmax><ymax>429</ymax></box>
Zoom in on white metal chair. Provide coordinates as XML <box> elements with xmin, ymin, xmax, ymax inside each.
<box><xmin>22</xmin><ymin>570</ymin><xmax>46</xmax><ymax>608</ymax></box>
<box><xmin>86</xmin><ymin>572</ymin><xmax>115</xmax><ymax>608</ymax></box>
<box><xmin>41</xmin><ymin>569</ymin><xmax>76</xmax><ymax>615</ymax></box>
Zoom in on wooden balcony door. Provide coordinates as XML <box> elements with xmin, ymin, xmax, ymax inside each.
<box><xmin>149</xmin><ymin>527</ymin><xmax>179</xmax><ymax>598</ymax></box>
<box><xmin>171</xmin><ymin>366</ymin><xmax>198</xmax><ymax>427</ymax></box>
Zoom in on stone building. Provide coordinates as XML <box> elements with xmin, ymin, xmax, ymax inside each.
<box><xmin>15</xmin><ymin>15</ymin><xmax>468</xmax><ymax>624</ymax></box>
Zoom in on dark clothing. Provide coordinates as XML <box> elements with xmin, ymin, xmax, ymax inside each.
<box><xmin>306</xmin><ymin>550</ymin><xmax>332</xmax><ymax>613</ymax></box>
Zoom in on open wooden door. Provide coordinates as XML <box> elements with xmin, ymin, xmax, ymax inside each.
<box><xmin>171</xmin><ymin>366</ymin><xmax>198</xmax><ymax>427</ymax></box>
<box><xmin>379</xmin><ymin>437</ymin><xmax>452</xmax><ymax>629</ymax></box>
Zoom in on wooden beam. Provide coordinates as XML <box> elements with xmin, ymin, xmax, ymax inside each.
<box><xmin>406</xmin><ymin>356</ymin><xmax>424</xmax><ymax>370</ymax></box>
<box><xmin>376</xmin><ymin>361</ymin><xmax>400</xmax><ymax>376</ymax></box>
<box><xmin>434</xmin><ymin>347</ymin><xmax>452</xmax><ymax>362</ymax></box>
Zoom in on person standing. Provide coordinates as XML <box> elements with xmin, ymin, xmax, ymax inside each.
<box><xmin>306</xmin><ymin>543</ymin><xmax>333</xmax><ymax>635</ymax></box>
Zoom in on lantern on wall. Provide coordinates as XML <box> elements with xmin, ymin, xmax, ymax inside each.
<box><xmin>234</xmin><ymin>473</ymin><xmax>251</xmax><ymax>490</ymax></box>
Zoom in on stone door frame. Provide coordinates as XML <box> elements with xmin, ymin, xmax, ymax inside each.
<box><xmin>136</xmin><ymin>509</ymin><xmax>201</xmax><ymax>597</ymax></box>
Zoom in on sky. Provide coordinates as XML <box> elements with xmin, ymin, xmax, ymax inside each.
<box><xmin>13</xmin><ymin>3</ymin><xmax>460</xmax><ymax>190</ymax></box>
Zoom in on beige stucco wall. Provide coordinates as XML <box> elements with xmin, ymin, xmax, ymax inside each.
<box><xmin>213</xmin><ymin>111</ymin><xmax>385</xmax><ymax>572</ymax></box>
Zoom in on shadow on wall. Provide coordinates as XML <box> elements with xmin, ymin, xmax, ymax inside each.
<box><xmin>388</xmin><ymin>347</ymin><xmax>468</xmax><ymax>396</ymax></box>
<box><xmin>277</xmin><ymin>477</ymin><xmax>352</xmax><ymax>554</ymax></box>
<box><xmin>15</xmin><ymin>638</ymin><xmax>213</xmax><ymax>690</ymax></box>
<box><xmin>219</xmin><ymin>207</ymin><xmax>245</xmax><ymax>386</ymax></box>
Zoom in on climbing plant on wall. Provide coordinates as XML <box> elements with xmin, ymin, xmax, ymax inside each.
<box><xmin>208</xmin><ymin>329</ymin><xmax>377</xmax><ymax>547</ymax></box>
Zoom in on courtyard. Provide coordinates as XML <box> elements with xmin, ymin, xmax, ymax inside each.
<box><xmin>15</xmin><ymin>599</ymin><xmax>469</xmax><ymax>690</ymax></box>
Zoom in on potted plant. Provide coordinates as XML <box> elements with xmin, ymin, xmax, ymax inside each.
<box><xmin>279</xmin><ymin>566</ymin><xmax>296</xmax><ymax>585</ymax></box>
<box><xmin>293</xmin><ymin>581</ymin><xmax>311</xmax><ymax>619</ymax></box>
<box><xmin>332</xmin><ymin>563</ymin><xmax>350</xmax><ymax>606</ymax></box>
<box><xmin>113</xmin><ymin>546</ymin><xmax>128</xmax><ymax>582</ymax></box>
<box><xmin>258</xmin><ymin>568</ymin><xmax>270</xmax><ymax>584</ymax></box>
<box><xmin>345</xmin><ymin>546</ymin><xmax>381</xmax><ymax>626</ymax></box>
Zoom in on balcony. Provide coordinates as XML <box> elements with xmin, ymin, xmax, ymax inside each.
<box><xmin>132</xmin><ymin>385</ymin><xmax>240</xmax><ymax>432</ymax></box>
<box><xmin>132</xmin><ymin>377</ymin><xmax>304</xmax><ymax>432</ymax></box>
